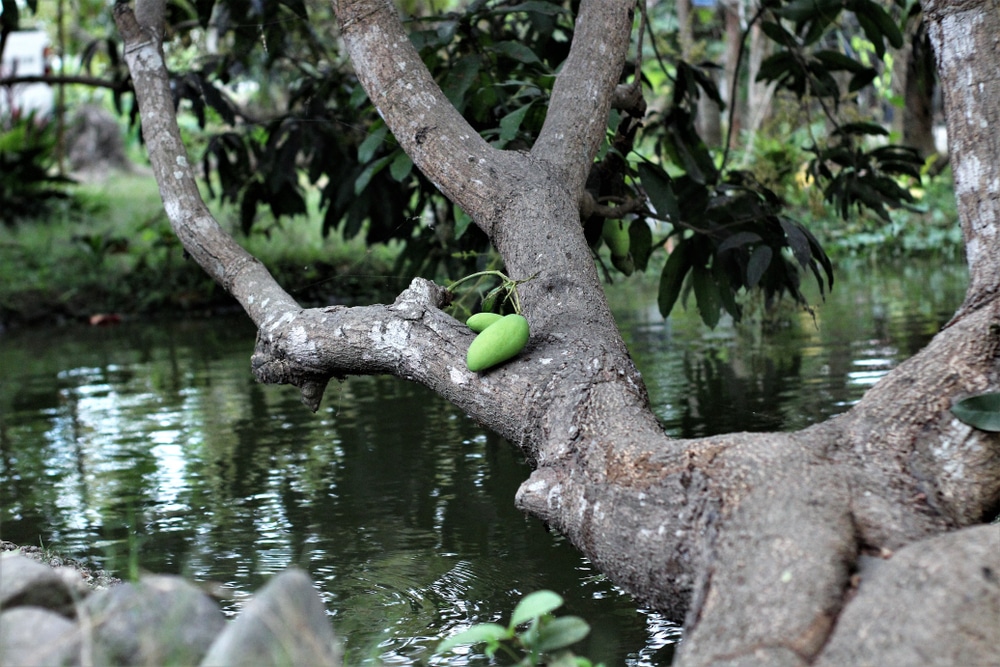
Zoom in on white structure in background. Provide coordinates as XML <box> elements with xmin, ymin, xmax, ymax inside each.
<box><xmin>0</xmin><ymin>29</ymin><xmax>54</xmax><ymax>119</ymax></box>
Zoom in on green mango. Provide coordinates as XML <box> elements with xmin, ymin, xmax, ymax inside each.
<box><xmin>602</xmin><ymin>219</ymin><xmax>630</xmax><ymax>258</ymax></box>
<box><xmin>466</xmin><ymin>312</ymin><xmax>503</xmax><ymax>333</ymax></box>
<box><xmin>466</xmin><ymin>314</ymin><xmax>530</xmax><ymax>372</ymax></box>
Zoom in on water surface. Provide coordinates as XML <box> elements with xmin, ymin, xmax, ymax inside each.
<box><xmin>0</xmin><ymin>259</ymin><xmax>967</xmax><ymax>664</ymax></box>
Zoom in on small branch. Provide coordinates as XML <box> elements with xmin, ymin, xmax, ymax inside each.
<box><xmin>579</xmin><ymin>191</ymin><xmax>645</xmax><ymax>219</ymax></box>
<box><xmin>0</xmin><ymin>74</ymin><xmax>129</xmax><ymax>91</ymax></box>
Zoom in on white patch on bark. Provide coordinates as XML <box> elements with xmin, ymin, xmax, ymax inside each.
<box><xmin>546</xmin><ymin>483</ymin><xmax>563</xmax><ymax>509</ymax></box>
<box><xmin>287</xmin><ymin>325</ymin><xmax>316</xmax><ymax>357</ymax></box>
<box><xmin>449</xmin><ymin>367</ymin><xmax>468</xmax><ymax>385</ymax></box>
<box><xmin>539</xmin><ymin>358</ymin><xmax>552</xmax><ymax>365</ymax></box>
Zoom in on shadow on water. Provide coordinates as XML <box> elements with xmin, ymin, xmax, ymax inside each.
<box><xmin>0</xmin><ymin>259</ymin><xmax>967</xmax><ymax>664</ymax></box>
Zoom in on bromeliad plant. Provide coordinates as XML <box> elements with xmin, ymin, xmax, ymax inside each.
<box><xmin>435</xmin><ymin>590</ymin><xmax>601</xmax><ymax>667</ymax></box>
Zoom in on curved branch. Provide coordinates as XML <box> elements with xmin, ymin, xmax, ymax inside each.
<box><xmin>113</xmin><ymin>3</ymin><xmax>299</xmax><ymax>330</ymax></box>
<box><xmin>532</xmin><ymin>0</ymin><xmax>638</xmax><ymax>195</ymax></box>
<box><xmin>0</xmin><ymin>74</ymin><xmax>129</xmax><ymax>91</ymax></box>
<box><xmin>333</xmin><ymin>0</ymin><xmax>510</xmax><ymax>230</ymax></box>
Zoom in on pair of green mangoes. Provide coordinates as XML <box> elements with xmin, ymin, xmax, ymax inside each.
<box><xmin>465</xmin><ymin>312</ymin><xmax>530</xmax><ymax>372</ymax></box>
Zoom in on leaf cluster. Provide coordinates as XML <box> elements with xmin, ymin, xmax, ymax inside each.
<box><xmin>112</xmin><ymin>0</ymin><xmax>929</xmax><ymax>325</ymax></box>
<box><xmin>435</xmin><ymin>590</ymin><xmax>601</xmax><ymax>667</ymax></box>
<box><xmin>0</xmin><ymin>115</ymin><xmax>74</xmax><ymax>225</ymax></box>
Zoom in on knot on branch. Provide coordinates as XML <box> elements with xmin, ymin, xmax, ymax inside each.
<box><xmin>251</xmin><ymin>327</ymin><xmax>332</xmax><ymax>413</ymax></box>
<box><xmin>392</xmin><ymin>277</ymin><xmax>453</xmax><ymax>320</ymax></box>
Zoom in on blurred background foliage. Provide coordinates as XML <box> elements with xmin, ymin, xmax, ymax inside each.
<box><xmin>0</xmin><ymin>0</ymin><xmax>959</xmax><ymax>328</ymax></box>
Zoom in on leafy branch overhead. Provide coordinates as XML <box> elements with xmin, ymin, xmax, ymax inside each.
<box><xmin>137</xmin><ymin>0</ymin><xmax>923</xmax><ymax>327</ymax></box>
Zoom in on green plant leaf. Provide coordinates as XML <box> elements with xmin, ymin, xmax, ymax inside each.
<box><xmin>692</xmin><ymin>264</ymin><xmax>721</xmax><ymax>328</ymax></box>
<box><xmin>357</xmin><ymin>124</ymin><xmax>387</xmax><ymax>164</ymax></box>
<box><xmin>493</xmin><ymin>41</ymin><xmax>543</xmax><ymax>65</ymax></box>
<box><xmin>389</xmin><ymin>150</ymin><xmax>413</xmax><ymax>182</ymax></box>
<box><xmin>534</xmin><ymin>616</ymin><xmax>591</xmax><ymax>653</ymax></box>
<box><xmin>629</xmin><ymin>219</ymin><xmax>653</xmax><ymax>272</ymax></box>
<box><xmin>436</xmin><ymin>623</ymin><xmax>509</xmax><ymax>654</ymax></box>
<box><xmin>658</xmin><ymin>241</ymin><xmax>692</xmax><ymax>318</ymax></box>
<box><xmin>499</xmin><ymin>102</ymin><xmax>534</xmax><ymax>144</ymax></box>
<box><xmin>746</xmin><ymin>245</ymin><xmax>772</xmax><ymax>288</ymax></box>
<box><xmin>637</xmin><ymin>162</ymin><xmax>680</xmax><ymax>223</ymax></box>
<box><xmin>951</xmin><ymin>394</ymin><xmax>1000</xmax><ymax>432</ymax></box>
<box><xmin>510</xmin><ymin>590</ymin><xmax>563</xmax><ymax>628</ymax></box>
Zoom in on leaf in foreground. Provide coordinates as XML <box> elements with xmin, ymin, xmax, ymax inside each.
<box><xmin>951</xmin><ymin>393</ymin><xmax>1000</xmax><ymax>432</ymax></box>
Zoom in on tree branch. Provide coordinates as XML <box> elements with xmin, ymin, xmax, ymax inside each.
<box><xmin>0</xmin><ymin>74</ymin><xmax>128</xmax><ymax>91</ymax></box>
<box><xmin>333</xmin><ymin>0</ymin><xmax>512</xmax><ymax>233</ymax></box>
<box><xmin>532</xmin><ymin>0</ymin><xmax>638</xmax><ymax>195</ymax></box>
<box><xmin>113</xmin><ymin>3</ymin><xmax>299</xmax><ymax>328</ymax></box>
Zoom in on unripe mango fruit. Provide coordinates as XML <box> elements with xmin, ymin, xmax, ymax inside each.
<box><xmin>466</xmin><ymin>314</ymin><xmax>530</xmax><ymax>372</ymax></box>
<box><xmin>466</xmin><ymin>312</ymin><xmax>503</xmax><ymax>333</ymax></box>
<box><xmin>602</xmin><ymin>219</ymin><xmax>630</xmax><ymax>257</ymax></box>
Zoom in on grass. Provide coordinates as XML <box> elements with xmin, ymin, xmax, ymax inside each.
<box><xmin>0</xmin><ymin>172</ymin><xmax>403</xmax><ymax>328</ymax></box>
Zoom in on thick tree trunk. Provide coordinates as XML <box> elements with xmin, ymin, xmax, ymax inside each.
<box><xmin>116</xmin><ymin>0</ymin><xmax>1000</xmax><ymax>664</ymax></box>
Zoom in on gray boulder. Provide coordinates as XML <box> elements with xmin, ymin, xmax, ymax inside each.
<box><xmin>82</xmin><ymin>574</ymin><xmax>226</xmax><ymax>666</ymax></box>
<box><xmin>200</xmin><ymin>568</ymin><xmax>342</xmax><ymax>667</ymax></box>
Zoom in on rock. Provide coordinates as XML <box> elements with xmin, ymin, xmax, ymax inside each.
<box><xmin>0</xmin><ymin>543</ymin><xmax>341</xmax><ymax>667</ymax></box>
<box><xmin>82</xmin><ymin>573</ymin><xmax>226</xmax><ymax>666</ymax></box>
<box><xmin>66</xmin><ymin>104</ymin><xmax>131</xmax><ymax>178</ymax></box>
<box><xmin>0</xmin><ymin>553</ymin><xmax>79</xmax><ymax>617</ymax></box>
<box><xmin>0</xmin><ymin>607</ymin><xmax>81</xmax><ymax>666</ymax></box>
<box><xmin>0</xmin><ymin>541</ymin><xmax>121</xmax><ymax>590</ymax></box>
<box><xmin>200</xmin><ymin>568</ymin><xmax>342</xmax><ymax>667</ymax></box>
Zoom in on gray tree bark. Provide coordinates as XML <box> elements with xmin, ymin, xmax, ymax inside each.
<box><xmin>115</xmin><ymin>0</ymin><xmax>1000</xmax><ymax>664</ymax></box>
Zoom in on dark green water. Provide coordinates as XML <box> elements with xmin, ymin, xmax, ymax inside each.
<box><xmin>0</xmin><ymin>260</ymin><xmax>967</xmax><ymax>665</ymax></box>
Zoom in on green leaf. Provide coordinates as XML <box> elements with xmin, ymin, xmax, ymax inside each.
<box><xmin>629</xmin><ymin>219</ymin><xmax>653</xmax><ymax>272</ymax></box>
<box><xmin>637</xmin><ymin>162</ymin><xmax>680</xmax><ymax>223</ymax></box>
<box><xmin>834</xmin><ymin>121</ymin><xmax>889</xmax><ymax>137</ymax></box>
<box><xmin>354</xmin><ymin>154</ymin><xmax>394</xmax><ymax>195</ymax></box>
<box><xmin>358</xmin><ymin>124</ymin><xmax>387</xmax><ymax>164</ymax></box>
<box><xmin>658</xmin><ymin>241</ymin><xmax>692</xmax><ymax>318</ymax></box>
<box><xmin>493</xmin><ymin>41</ymin><xmax>543</xmax><ymax>65</ymax></box>
<box><xmin>692</xmin><ymin>264</ymin><xmax>721</xmax><ymax>329</ymax></box>
<box><xmin>951</xmin><ymin>393</ymin><xmax>1000</xmax><ymax>432</ymax></box>
<box><xmin>436</xmin><ymin>623</ymin><xmax>509</xmax><ymax>654</ymax></box>
<box><xmin>813</xmin><ymin>50</ymin><xmax>868</xmax><ymax>73</ymax></box>
<box><xmin>534</xmin><ymin>616</ymin><xmax>591</xmax><ymax>653</ymax></box>
<box><xmin>511</xmin><ymin>590</ymin><xmax>563</xmax><ymax>628</ymax></box>
<box><xmin>746</xmin><ymin>245</ymin><xmax>773</xmax><ymax>288</ymax></box>
<box><xmin>761</xmin><ymin>20</ymin><xmax>797</xmax><ymax>47</ymax></box>
<box><xmin>779</xmin><ymin>218</ymin><xmax>812</xmax><ymax>267</ymax></box>
<box><xmin>499</xmin><ymin>102</ymin><xmax>534</xmax><ymax>144</ymax></box>
<box><xmin>389</xmin><ymin>150</ymin><xmax>413</xmax><ymax>182</ymax></box>
<box><xmin>717</xmin><ymin>231</ymin><xmax>762</xmax><ymax>254</ymax></box>
<box><xmin>442</xmin><ymin>56</ymin><xmax>482</xmax><ymax>109</ymax></box>
<box><xmin>490</xmin><ymin>1</ymin><xmax>569</xmax><ymax>15</ymax></box>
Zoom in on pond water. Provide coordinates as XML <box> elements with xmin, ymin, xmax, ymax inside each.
<box><xmin>0</xmin><ymin>259</ymin><xmax>967</xmax><ymax>665</ymax></box>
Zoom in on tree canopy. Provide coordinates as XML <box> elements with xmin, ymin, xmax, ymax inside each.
<box><xmin>21</xmin><ymin>0</ymin><xmax>935</xmax><ymax>321</ymax></box>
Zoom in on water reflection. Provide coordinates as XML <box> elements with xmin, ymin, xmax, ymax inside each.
<box><xmin>0</xmin><ymin>320</ymin><xmax>671</xmax><ymax>665</ymax></box>
<box><xmin>610</xmin><ymin>261</ymin><xmax>968</xmax><ymax>436</ymax></box>
<box><xmin>0</xmin><ymin>260</ymin><xmax>967</xmax><ymax>665</ymax></box>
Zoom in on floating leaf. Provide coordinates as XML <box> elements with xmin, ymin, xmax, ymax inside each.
<box><xmin>951</xmin><ymin>393</ymin><xmax>1000</xmax><ymax>432</ymax></box>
